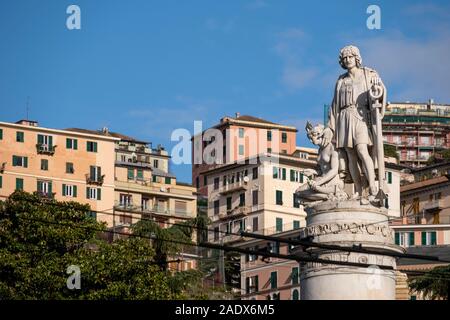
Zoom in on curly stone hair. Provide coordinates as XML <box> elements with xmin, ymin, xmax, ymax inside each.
<box><xmin>339</xmin><ymin>45</ymin><xmax>362</xmax><ymax>69</ymax></box>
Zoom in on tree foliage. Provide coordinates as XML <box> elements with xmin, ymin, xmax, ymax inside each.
<box><xmin>408</xmin><ymin>265</ymin><xmax>450</xmax><ymax>300</ymax></box>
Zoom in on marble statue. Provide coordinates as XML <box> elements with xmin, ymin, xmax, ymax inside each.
<box><xmin>295</xmin><ymin>122</ymin><xmax>348</xmax><ymax>206</ymax></box>
<box><xmin>322</xmin><ymin>45</ymin><xmax>387</xmax><ymax>205</ymax></box>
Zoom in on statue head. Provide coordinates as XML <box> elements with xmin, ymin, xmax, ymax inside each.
<box><xmin>339</xmin><ymin>45</ymin><xmax>362</xmax><ymax>69</ymax></box>
<box><xmin>306</xmin><ymin>122</ymin><xmax>325</xmax><ymax>146</ymax></box>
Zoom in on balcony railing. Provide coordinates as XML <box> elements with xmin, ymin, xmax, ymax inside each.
<box><xmin>86</xmin><ymin>174</ymin><xmax>105</xmax><ymax>185</ymax></box>
<box><xmin>114</xmin><ymin>202</ymin><xmax>192</xmax><ymax>217</ymax></box>
<box><xmin>423</xmin><ymin>200</ymin><xmax>443</xmax><ymax>212</ymax></box>
<box><xmin>36</xmin><ymin>191</ymin><xmax>56</xmax><ymax>199</ymax></box>
<box><xmin>218</xmin><ymin>181</ymin><xmax>248</xmax><ymax>195</ymax></box>
<box><xmin>36</xmin><ymin>144</ymin><xmax>57</xmax><ymax>155</ymax></box>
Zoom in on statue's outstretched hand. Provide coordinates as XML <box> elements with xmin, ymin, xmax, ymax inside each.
<box><xmin>322</xmin><ymin>127</ymin><xmax>333</xmax><ymax>145</ymax></box>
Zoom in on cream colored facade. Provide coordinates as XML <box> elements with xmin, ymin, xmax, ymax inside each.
<box><xmin>0</xmin><ymin>120</ymin><xmax>118</xmax><ymax>226</ymax></box>
<box><xmin>204</xmin><ymin>153</ymin><xmax>317</xmax><ymax>244</ymax></box>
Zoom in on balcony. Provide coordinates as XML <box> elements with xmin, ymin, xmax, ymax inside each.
<box><xmin>36</xmin><ymin>144</ymin><xmax>57</xmax><ymax>155</ymax></box>
<box><xmin>423</xmin><ymin>200</ymin><xmax>443</xmax><ymax>212</ymax></box>
<box><xmin>114</xmin><ymin>202</ymin><xmax>192</xmax><ymax>218</ymax></box>
<box><xmin>219</xmin><ymin>181</ymin><xmax>248</xmax><ymax>195</ymax></box>
<box><xmin>36</xmin><ymin>191</ymin><xmax>56</xmax><ymax>199</ymax></box>
<box><xmin>85</xmin><ymin>174</ymin><xmax>105</xmax><ymax>186</ymax></box>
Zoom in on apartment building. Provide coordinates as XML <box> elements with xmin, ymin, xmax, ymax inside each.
<box><xmin>382</xmin><ymin>100</ymin><xmax>450</xmax><ymax>167</ymax></box>
<box><xmin>192</xmin><ymin>113</ymin><xmax>298</xmax><ymax>197</ymax></box>
<box><xmin>0</xmin><ymin>120</ymin><xmax>118</xmax><ymax>225</ymax></box>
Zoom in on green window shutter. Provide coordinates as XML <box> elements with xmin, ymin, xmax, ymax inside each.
<box><xmin>137</xmin><ymin>169</ymin><xmax>143</xmax><ymax>179</ymax></box>
<box><xmin>73</xmin><ymin>185</ymin><xmax>77</xmax><ymax>197</ymax></box>
<box><xmin>48</xmin><ymin>182</ymin><xmax>52</xmax><ymax>195</ymax></box>
<box><xmin>37</xmin><ymin>180</ymin><xmax>42</xmax><ymax>192</ymax></box>
<box><xmin>293</xmin><ymin>193</ymin><xmax>300</xmax><ymax>208</ymax></box>
<box><xmin>93</xmin><ymin>142</ymin><xmax>98</xmax><ymax>152</ymax></box>
<box><xmin>409</xmin><ymin>232</ymin><xmax>415</xmax><ymax>246</ymax></box>
<box><xmin>395</xmin><ymin>232</ymin><xmax>400</xmax><ymax>245</ymax></box>
<box><xmin>23</xmin><ymin>157</ymin><xmax>28</xmax><ymax>168</ymax></box>
<box><xmin>87</xmin><ymin>142</ymin><xmax>91</xmax><ymax>151</ymax></box>
<box><xmin>292</xmin><ymin>289</ymin><xmax>299</xmax><ymax>300</ymax></box>
<box><xmin>273</xmin><ymin>167</ymin><xmax>278</xmax><ymax>179</ymax></box>
<box><xmin>271</xmin><ymin>271</ymin><xmax>277</xmax><ymax>289</ymax></box>
<box><xmin>165</xmin><ymin>177</ymin><xmax>171</xmax><ymax>184</ymax></box>
<box><xmin>267</xmin><ymin>130</ymin><xmax>272</xmax><ymax>141</ymax></box>
<box><xmin>293</xmin><ymin>220</ymin><xmax>300</xmax><ymax>229</ymax></box>
<box><xmin>282</xmin><ymin>168</ymin><xmax>286</xmax><ymax>180</ymax></box>
<box><xmin>152</xmin><ymin>175</ymin><xmax>157</xmax><ymax>183</ymax></box>
<box><xmin>0</xmin><ymin>128</ymin><xmax>3</xmax><ymax>139</ymax></box>
<box><xmin>48</xmin><ymin>136</ymin><xmax>53</xmax><ymax>147</ymax></box>
<box><xmin>86</xmin><ymin>187</ymin><xmax>90</xmax><ymax>199</ymax></box>
<box><xmin>12</xmin><ymin>155</ymin><xmax>17</xmax><ymax>166</ymax></box>
<box><xmin>128</xmin><ymin>168</ymin><xmax>134</xmax><ymax>179</ymax></box>
<box><xmin>276</xmin><ymin>190</ymin><xmax>283</xmax><ymax>205</ymax></box>
<box><xmin>421</xmin><ymin>232</ymin><xmax>427</xmax><ymax>245</ymax></box>
<box><xmin>74</xmin><ymin>139</ymin><xmax>78</xmax><ymax>150</ymax></box>
<box><xmin>276</xmin><ymin>218</ymin><xmax>283</xmax><ymax>232</ymax></box>
<box><xmin>90</xmin><ymin>166</ymin><xmax>96</xmax><ymax>179</ymax></box>
<box><xmin>292</xmin><ymin>267</ymin><xmax>299</xmax><ymax>284</ymax></box>
<box><xmin>37</xmin><ymin>134</ymin><xmax>43</xmax><ymax>144</ymax></box>
<box><xmin>62</xmin><ymin>184</ymin><xmax>66</xmax><ymax>196</ymax></box>
<box><xmin>300</xmin><ymin>173</ymin><xmax>304</xmax><ymax>183</ymax></box>
<box><xmin>0</xmin><ymin>176</ymin><xmax>2</xmax><ymax>188</ymax></box>
<box><xmin>97</xmin><ymin>188</ymin><xmax>101</xmax><ymax>200</ymax></box>
<box><xmin>16</xmin><ymin>178</ymin><xmax>23</xmax><ymax>190</ymax></box>
<box><xmin>388</xmin><ymin>172</ymin><xmax>392</xmax><ymax>184</ymax></box>
<box><xmin>431</xmin><ymin>232</ymin><xmax>436</xmax><ymax>245</ymax></box>
<box><xmin>290</xmin><ymin>169</ymin><xmax>295</xmax><ymax>181</ymax></box>
<box><xmin>66</xmin><ymin>138</ymin><xmax>71</xmax><ymax>149</ymax></box>
<box><xmin>16</xmin><ymin>131</ymin><xmax>24</xmax><ymax>142</ymax></box>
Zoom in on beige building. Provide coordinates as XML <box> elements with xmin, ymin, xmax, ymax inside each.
<box><xmin>0</xmin><ymin>120</ymin><xmax>118</xmax><ymax>226</ymax></box>
<box><xmin>192</xmin><ymin>114</ymin><xmax>298</xmax><ymax>197</ymax></box>
<box><xmin>204</xmin><ymin>153</ymin><xmax>317</xmax><ymax>245</ymax></box>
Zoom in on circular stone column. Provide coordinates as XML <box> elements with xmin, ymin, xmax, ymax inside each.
<box><xmin>298</xmin><ymin>201</ymin><xmax>405</xmax><ymax>300</ymax></box>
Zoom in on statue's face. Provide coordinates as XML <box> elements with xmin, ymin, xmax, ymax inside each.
<box><xmin>342</xmin><ymin>54</ymin><xmax>356</xmax><ymax>69</ymax></box>
<box><xmin>310</xmin><ymin>131</ymin><xmax>323</xmax><ymax>146</ymax></box>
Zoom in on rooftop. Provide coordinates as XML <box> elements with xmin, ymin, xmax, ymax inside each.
<box><xmin>65</xmin><ymin>128</ymin><xmax>150</xmax><ymax>145</ymax></box>
<box><xmin>400</xmin><ymin>175</ymin><xmax>450</xmax><ymax>193</ymax></box>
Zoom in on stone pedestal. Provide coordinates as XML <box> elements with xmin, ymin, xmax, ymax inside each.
<box><xmin>298</xmin><ymin>201</ymin><xmax>404</xmax><ymax>300</ymax></box>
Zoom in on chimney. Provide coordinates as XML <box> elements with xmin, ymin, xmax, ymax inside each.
<box><xmin>16</xmin><ymin>120</ymin><xmax>38</xmax><ymax>127</ymax></box>
<box><xmin>235</xmin><ymin>112</ymin><xmax>240</xmax><ymax>118</ymax></box>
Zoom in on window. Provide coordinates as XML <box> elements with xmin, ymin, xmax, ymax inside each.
<box><xmin>292</xmin><ymin>289</ymin><xmax>299</xmax><ymax>300</ymax></box>
<box><xmin>90</xmin><ymin>166</ymin><xmax>102</xmax><ymax>182</ymax></box>
<box><xmin>66</xmin><ymin>162</ymin><xmax>74</xmax><ymax>174</ymax></box>
<box><xmin>267</xmin><ymin>130</ymin><xmax>272</xmax><ymax>141</ymax></box>
<box><xmin>421</xmin><ymin>231</ymin><xmax>437</xmax><ymax>246</ymax></box>
<box><xmin>293</xmin><ymin>193</ymin><xmax>300</xmax><ymax>208</ymax></box>
<box><xmin>165</xmin><ymin>177</ymin><xmax>171</xmax><ymax>184</ymax></box>
<box><xmin>239</xmin><ymin>193</ymin><xmax>245</xmax><ymax>207</ymax></box>
<box><xmin>37</xmin><ymin>180</ymin><xmax>52</xmax><ymax>197</ymax></box>
<box><xmin>227</xmin><ymin>197</ymin><xmax>232</xmax><ymax>211</ymax></box>
<box><xmin>239</xmin><ymin>145</ymin><xmax>244</xmax><ymax>156</ymax></box>
<box><xmin>273</xmin><ymin>167</ymin><xmax>286</xmax><ymax>180</ymax></box>
<box><xmin>252</xmin><ymin>167</ymin><xmax>258</xmax><ymax>179</ymax></box>
<box><xmin>142</xmin><ymin>198</ymin><xmax>149</xmax><ymax>210</ymax></box>
<box><xmin>239</xmin><ymin>128</ymin><xmax>244</xmax><ymax>138</ymax></box>
<box><xmin>86</xmin><ymin>141</ymin><xmax>98</xmax><ymax>152</ymax></box>
<box><xmin>0</xmin><ymin>176</ymin><xmax>2</xmax><ymax>188</ymax></box>
<box><xmin>86</xmin><ymin>211</ymin><xmax>97</xmax><ymax>220</ymax></box>
<box><xmin>282</xmin><ymin>132</ymin><xmax>287</xmax><ymax>143</ymax></box>
<box><xmin>291</xmin><ymin>267</ymin><xmax>299</xmax><ymax>285</ymax></box>
<box><xmin>214</xmin><ymin>227</ymin><xmax>219</xmax><ymax>241</ymax></box>
<box><xmin>384</xmin><ymin>197</ymin><xmax>389</xmax><ymax>209</ymax></box>
<box><xmin>252</xmin><ymin>217</ymin><xmax>258</xmax><ymax>232</ymax></box>
<box><xmin>276</xmin><ymin>217</ymin><xmax>283</xmax><ymax>233</ymax></box>
<box><xmin>37</xmin><ymin>134</ymin><xmax>53</xmax><ymax>150</ymax></box>
<box><xmin>252</xmin><ymin>190</ymin><xmax>258</xmax><ymax>206</ymax></box>
<box><xmin>62</xmin><ymin>184</ymin><xmax>77</xmax><ymax>197</ymax></box>
<box><xmin>195</xmin><ymin>177</ymin><xmax>199</xmax><ymax>189</ymax></box>
<box><xmin>387</xmin><ymin>171</ymin><xmax>392</xmax><ymax>184</ymax></box>
<box><xmin>239</xmin><ymin>219</ymin><xmax>245</xmax><ymax>232</ymax></box>
<box><xmin>267</xmin><ymin>147</ymin><xmax>272</xmax><ymax>153</ymax></box>
<box><xmin>293</xmin><ymin>220</ymin><xmax>300</xmax><ymax>229</ymax></box>
<box><xmin>276</xmin><ymin>190</ymin><xmax>283</xmax><ymax>205</ymax></box>
<box><xmin>120</xmin><ymin>155</ymin><xmax>126</xmax><ymax>162</ymax></box>
<box><xmin>40</xmin><ymin>159</ymin><xmax>48</xmax><ymax>171</ymax></box>
<box><xmin>290</xmin><ymin>169</ymin><xmax>304</xmax><ymax>183</ymax></box>
<box><xmin>12</xmin><ymin>155</ymin><xmax>28</xmax><ymax>168</ymax></box>
<box><xmin>153</xmin><ymin>159</ymin><xmax>159</xmax><ymax>168</ymax></box>
<box><xmin>127</xmin><ymin>168</ymin><xmax>134</xmax><ymax>179</ymax></box>
<box><xmin>136</xmin><ymin>169</ymin><xmax>144</xmax><ymax>180</ymax></box>
<box><xmin>214</xmin><ymin>200</ymin><xmax>220</xmax><ymax>215</ymax></box>
<box><xmin>395</xmin><ymin>232</ymin><xmax>415</xmax><ymax>247</ymax></box>
<box><xmin>0</xmin><ymin>128</ymin><xmax>3</xmax><ymax>140</ymax></box>
<box><xmin>270</xmin><ymin>271</ymin><xmax>278</xmax><ymax>289</ymax></box>
<box><xmin>66</xmin><ymin>138</ymin><xmax>78</xmax><ymax>150</ymax></box>
<box><xmin>87</xmin><ymin>187</ymin><xmax>101</xmax><ymax>200</ymax></box>
<box><xmin>119</xmin><ymin>194</ymin><xmax>132</xmax><ymax>207</ymax></box>
<box><xmin>214</xmin><ymin>177</ymin><xmax>220</xmax><ymax>190</ymax></box>
<box><xmin>153</xmin><ymin>175</ymin><xmax>158</xmax><ymax>183</ymax></box>
<box><xmin>246</xmin><ymin>276</ymin><xmax>259</xmax><ymax>294</ymax></box>
<box><xmin>16</xmin><ymin>178</ymin><xmax>24</xmax><ymax>190</ymax></box>
<box><xmin>16</xmin><ymin>131</ymin><xmax>24</xmax><ymax>142</ymax></box>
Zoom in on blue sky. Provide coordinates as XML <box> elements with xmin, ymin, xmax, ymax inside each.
<box><xmin>1</xmin><ymin>0</ymin><xmax>450</xmax><ymax>183</ymax></box>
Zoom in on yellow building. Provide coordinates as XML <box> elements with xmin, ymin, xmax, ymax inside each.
<box><xmin>0</xmin><ymin>120</ymin><xmax>118</xmax><ymax>226</ymax></box>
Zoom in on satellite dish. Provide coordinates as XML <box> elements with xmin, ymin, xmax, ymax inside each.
<box><xmin>243</xmin><ymin>176</ymin><xmax>250</xmax><ymax>183</ymax></box>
